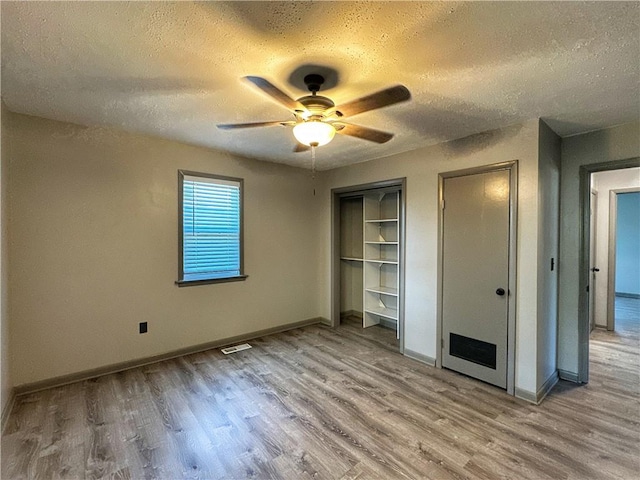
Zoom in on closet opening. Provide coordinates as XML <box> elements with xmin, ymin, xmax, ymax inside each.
<box><xmin>331</xmin><ymin>179</ymin><xmax>406</xmax><ymax>353</ymax></box>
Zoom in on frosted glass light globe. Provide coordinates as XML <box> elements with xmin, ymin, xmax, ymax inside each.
<box><xmin>293</xmin><ymin>121</ymin><xmax>336</xmax><ymax>147</ymax></box>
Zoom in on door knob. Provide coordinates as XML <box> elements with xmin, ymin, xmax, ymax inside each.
<box><xmin>591</xmin><ymin>267</ymin><xmax>600</xmax><ymax>272</ymax></box>
<box><xmin>496</xmin><ymin>288</ymin><xmax>506</xmax><ymax>296</ymax></box>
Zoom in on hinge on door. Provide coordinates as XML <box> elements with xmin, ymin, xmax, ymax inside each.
<box><xmin>441</xmin><ymin>337</ymin><xmax>444</xmax><ymax>348</ymax></box>
<box><xmin>441</xmin><ymin>199</ymin><xmax>445</xmax><ymax>209</ymax></box>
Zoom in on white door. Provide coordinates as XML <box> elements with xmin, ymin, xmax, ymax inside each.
<box><xmin>441</xmin><ymin>169</ymin><xmax>511</xmax><ymax>389</ymax></box>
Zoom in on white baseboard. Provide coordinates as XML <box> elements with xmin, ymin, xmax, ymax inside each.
<box><xmin>404</xmin><ymin>348</ymin><xmax>436</xmax><ymax>366</ymax></box>
<box><xmin>515</xmin><ymin>371</ymin><xmax>559</xmax><ymax>405</ymax></box>
<box><xmin>514</xmin><ymin>387</ymin><xmax>537</xmax><ymax>404</ymax></box>
<box><xmin>537</xmin><ymin>371</ymin><xmax>559</xmax><ymax>403</ymax></box>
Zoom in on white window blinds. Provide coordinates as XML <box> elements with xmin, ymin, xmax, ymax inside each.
<box><xmin>181</xmin><ymin>174</ymin><xmax>242</xmax><ymax>282</ymax></box>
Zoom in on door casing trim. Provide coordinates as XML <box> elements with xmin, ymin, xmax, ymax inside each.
<box><xmin>578</xmin><ymin>158</ymin><xmax>640</xmax><ymax>383</ymax></box>
<box><xmin>589</xmin><ymin>189</ymin><xmax>597</xmax><ymax>331</ymax></box>
<box><xmin>436</xmin><ymin>161</ymin><xmax>518</xmax><ymax>396</ymax></box>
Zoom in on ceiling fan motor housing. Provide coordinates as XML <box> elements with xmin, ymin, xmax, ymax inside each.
<box><xmin>303</xmin><ymin>73</ymin><xmax>325</xmax><ymax>93</ymax></box>
<box><xmin>297</xmin><ymin>95</ymin><xmax>335</xmax><ymax>119</ymax></box>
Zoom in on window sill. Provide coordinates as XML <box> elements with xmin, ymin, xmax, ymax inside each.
<box><xmin>175</xmin><ymin>275</ymin><xmax>248</xmax><ymax>287</ymax></box>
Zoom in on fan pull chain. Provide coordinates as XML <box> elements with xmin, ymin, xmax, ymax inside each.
<box><xmin>311</xmin><ymin>146</ymin><xmax>316</xmax><ymax>196</ymax></box>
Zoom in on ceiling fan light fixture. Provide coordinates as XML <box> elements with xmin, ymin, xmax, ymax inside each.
<box><xmin>293</xmin><ymin>120</ymin><xmax>335</xmax><ymax>147</ymax></box>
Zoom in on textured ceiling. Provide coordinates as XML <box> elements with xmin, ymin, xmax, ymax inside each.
<box><xmin>1</xmin><ymin>1</ymin><xmax>639</xmax><ymax>170</ymax></box>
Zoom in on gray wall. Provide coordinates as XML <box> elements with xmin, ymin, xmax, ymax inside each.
<box><xmin>7</xmin><ymin>111</ymin><xmax>321</xmax><ymax>386</ymax></box>
<box><xmin>536</xmin><ymin>120</ymin><xmax>560</xmax><ymax>391</ymax></box>
<box><xmin>616</xmin><ymin>192</ymin><xmax>640</xmax><ymax>295</ymax></box>
<box><xmin>558</xmin><ymin>121</ymin><xmax>640</xmax><ymax>376</ymax></box>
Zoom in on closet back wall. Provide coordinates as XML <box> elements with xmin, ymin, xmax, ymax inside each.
<box><xmin>340</xmin><ymin>197</ymin><xmax>363</xmax><ymax>316</ymax></box>
<box><xmin>7</xmin><ymin>112</ymin><xmax>320</xmax><ymax>387</ymax></box>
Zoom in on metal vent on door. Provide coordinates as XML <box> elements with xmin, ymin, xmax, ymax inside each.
<box><xmin>449</xmin><ymin>333</ymin><xmax>497</xmax><ymax>370</ymax></box>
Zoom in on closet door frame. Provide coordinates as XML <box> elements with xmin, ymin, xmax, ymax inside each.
<box><xmin>331</xmin><ymin>178</ymin><xmax>406</xmax><ymax>353</ymax></box>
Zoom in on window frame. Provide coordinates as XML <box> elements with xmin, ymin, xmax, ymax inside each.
<box><xmin>176</xmin><ymin>170</ymin><xmax>247</xmax><ymax>287</ymax></box>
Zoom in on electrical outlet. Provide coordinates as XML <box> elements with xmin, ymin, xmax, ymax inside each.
<box><xmin>139</xmin><ymin>322</ymin><xmax>148</xmax><ymax>334</ymax></box>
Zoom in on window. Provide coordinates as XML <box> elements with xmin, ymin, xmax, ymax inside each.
<box><xmin>177</xmin><ymin>171</ymin><xmax>247</xmax><ymax>286</ymax></box>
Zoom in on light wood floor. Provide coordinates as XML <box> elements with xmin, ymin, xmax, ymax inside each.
<box><xmin>2</xmin><ymin>315</ymin><xmax>639</xmax><ymax>480</ymax></box>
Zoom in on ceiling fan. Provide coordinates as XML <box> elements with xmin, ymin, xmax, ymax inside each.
<box><xmin>217</xmin><ymin>74</ymin><xmax>411</xmax><ymax>151</ymax></box>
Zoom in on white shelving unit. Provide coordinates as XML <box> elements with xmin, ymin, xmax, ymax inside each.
<box><xmin>362</xmin><ymin>192</ymin><xmax>400</xmax><ymax>338</ymax></box>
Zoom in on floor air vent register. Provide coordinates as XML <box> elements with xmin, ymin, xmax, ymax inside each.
<box><xmin>220</xmin><ymin>343</ymin><xmax>252</xmax><ymax>355</ymax></box>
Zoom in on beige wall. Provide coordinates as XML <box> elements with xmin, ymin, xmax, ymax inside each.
<box><xmin>7</xmin><ymin>112</ymin><xmax>320</xmax><ymax>386</ymax></box>
<box><xmin>317</xmin><ymin>120</ymin><xmax>544</xmax><ymax>396</ymax></box>
<box><xmin>6</xmin><ymin>110</ymin><xmax>637</xmax><ymax>396</ymax></box>
<box><xmin>558</xmin><ymin>121</ymin><xmax>640</xmax><ymax>376</ymax></box>
<box><xmin>1</xmin><ymin>103</ymin><xmax>12</xmax><ymax>418</ymax></box>
<box><xmin>536</xmin><ymin>120</ymin><xmax>561</xmax><ymax>391</ymax></box>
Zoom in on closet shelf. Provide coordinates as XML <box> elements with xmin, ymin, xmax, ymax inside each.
<box><xmin>365</xmin><ymin>218</ymin><xmax>398</xmax><ymax>223</ymax></box>
<box><xmin>365</xmin><ymin>286</ymin><xmax>398</xmax><ymax>296</ymax></box>
<box><xmin>364</xmin><ymin>258</ymin><xmax>398</xmax><ymax>265</ymax></box>
<box><xmin>341</xmin><ymin>257</ymin><xmax>364</xmax><ymax>262</ymax></box>
<box><xmin>365</xmin><ymin>241</ymin><xmax>399</xmax><ymax>245</ymax></box>
<box><xmin>364</xmin><ymin>306</ymin><xmax>398</xmax><ymax>320</ymax></box>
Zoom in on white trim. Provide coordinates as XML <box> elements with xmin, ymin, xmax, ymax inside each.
<box><xmin>515</xmin><ymin>387</ymin><xmax>537</xmax><ymax>404</ymax></box>
<box><xmin>404</xmin><ymin>349</ymin><xmax>436</xmax><ymax>366</ymax></box>
<box><xmin>515</xmin><ymin>371</ymin><xmax>558</xmax><ymax>404</ymax></box>
<box><xmin>536</xmin><ymin>371</ymin><xmax>559</xmax><ymax>404</ymax></box>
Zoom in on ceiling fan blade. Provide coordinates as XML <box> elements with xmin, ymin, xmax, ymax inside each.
<box><xmin>217</xmin><ymin>120</ymin><xmax>295</xmax><ymax>130</ymax></box>
<box><xmin>335</xmin><ymin>85</ymin><xmax>411</xmax><ymax>117</ymax></box>
<box><xmin>244</xmin><ymin>76</ymin><xmax>302</xmax><ymax>111</ymax></box>
<box><xmin>334</xmin><ymin>123</ymin><xmax>394</xmax><ymax>144</ymax></box>
<box><xmin>294</xmin><ymin>143</ymin><xmax>311</xmax><ymax>153</ymax></box>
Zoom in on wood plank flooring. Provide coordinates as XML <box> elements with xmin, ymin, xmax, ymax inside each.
<box><xmin>2</xmin><ymin>316</ymin><xmax>639</xmax><ymax>479</ymax></box>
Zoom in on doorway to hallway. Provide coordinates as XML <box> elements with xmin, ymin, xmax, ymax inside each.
<box><xmin>588</xmin><ymin>170</ymin><xmax>640</xmax><ymax>332</ymax></box>
<box><xmin>580</xmin><ymin>160</ymin><xmax>640</xmax><ymax>383</ymax></box>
